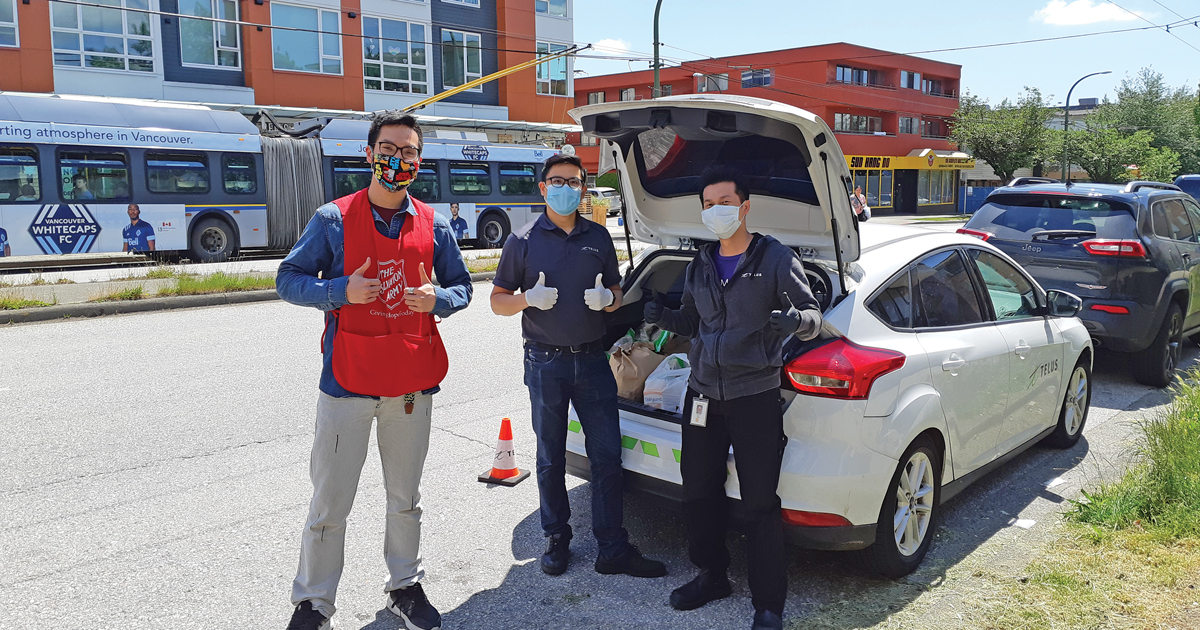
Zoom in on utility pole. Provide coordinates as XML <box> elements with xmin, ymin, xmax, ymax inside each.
<box><xmin>1062</xmin><ymin>70</ymin><xmax>1111</xmax><ymax>185</ymax></box>
<box><xmin>653</xmin><ymin>0</ymin><xmax>664</xmax><ymax>98</ymax></box>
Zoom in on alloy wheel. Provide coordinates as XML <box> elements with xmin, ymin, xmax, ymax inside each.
<box><xmin>1166</xmin><ymin>310</ymin><xmax>1183</xmax><ymax>376</ymax></box>
<box><xmin>1064</xmin><ymin>366</ymin><xmax>1089</xmax><ymax>436</ymax></box>
<box><xmin>893</xmin><ymin>451</ymin><xmax>935</xmax><ymax>557</ymax></box>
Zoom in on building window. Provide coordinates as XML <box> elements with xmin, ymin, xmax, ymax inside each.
<box><xmin>836</xmin><ymin>65</ymin><xmax>882</xmax><ymax>86</ymax></box>
<box><xmin>535</xmin><ymin>0</ymin><xmax>567</xmax><ymax>17</ymax></box>
<box><xmin>834</xmin><ymin>113</ymin><xmax>883</xmax><ymax>134</ymax></box>
<box><xmin>918</xmin><ymin>169</ymin><xmax>956</xmax><ymax>205</ymax></box>
<box><xmin>921</xmin><ymin>119</ymin><xmax>945</xmax><ymax>138</ymax></box>
<box><xmin>536</xmin><ymin>41</ymin><xmax>570</xmax><ymax>96</ymax></box>
<box><xmin>0</xmin><ymin>0</ymin><xmax>17</xmax><ymax>47</ymax></box>
<box><xmin>441</xmin><ymin>29</ymin><xmax>481</xmax><ymax>89</ymax></box>
<box><xmin>587</xmin><ymin>91</ymin><xmax>605</xmax><ymax>105</ymax></box>
<box><xmin>620</xmin><ymin>88</ymin><xmax>635</xmax><ymax>101</ymax></box>
<box><xmin>51</xmin><ymin>0</ymin><xmax>154</xmax><ymax>72</ymax></box>
<box><xmin>853</xmin><ymin>169</ymin><xmax>893</xmax><ymax>208</ymax></box>
<box><xmin>363</xmin><ymin>17</ymin><xmax>428</xmax><ymax>94</ymax></box>
<box><xmin>580</xmin><ymin>133</ymin><xmax>598</xmax><ymax>146</ymax></box>
<box><xmin>900</xmin><ymin>70</ymin><xmax>921</xmax><ymax>90</ymax></box>
<box><xmin>271</xmin><ymin>3</ymin><xmax>341</xmax><ymax>74</ymax></box>
<box><xmin>741</xmin><ymin>69</ymin><xmax>773</xmax><ymax>88</ymax></box>
<box><xmin>922</xmin><ymin>77</ymin><xmax>946</xmax><ymax>96</ymax></box>
<box><xmin>179</xmin><ymin>0</ymin><xmax>239</xmax><ymax>68</ymax></box>
<box><xmin>697</xmin><ymin>73</ymin><xmax>728</xmax><ymax>93</ymax></box>
<box><xmin>899</xmin><ymin>116</ymin><xmax>916</xmax><ymax>135</ymax></box>
<box><xmin>442</xmin><ymin>0</ymin><xmax>479</xmax><ymax>5</ymax></box>
<box><xmin>660</xmin><ymin>84</ymin><xmax>672</xmax><ymax>96</ymax></box>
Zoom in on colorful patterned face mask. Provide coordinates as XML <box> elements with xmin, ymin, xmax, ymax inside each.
<box><xmin>372</xmin><ymin>152</ymin><xmax>420</xmax><ymax>192</ymax></box>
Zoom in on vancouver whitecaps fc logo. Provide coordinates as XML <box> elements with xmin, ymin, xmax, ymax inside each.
<box><xmin>377</xmin><ymin>259</ymin><xmax>409</xmax><ymax>311</ymax></box>
<box><xmin>28</xmin><ymin>204</ymin><xmax>102</xmax><ymax>255</ymax></box>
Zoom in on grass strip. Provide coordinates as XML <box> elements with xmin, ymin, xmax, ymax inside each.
<box><xmin>0</xmin><ymin>295</ymin><xmax>54</xmax><ymax>309</ymax></box>
<box><xmin>156</xmin><ymin>272</ymin><xmax>275</xmax><ymax>297</ymax></box>
<box><xmin>90</xmin><ymin>285</ymin><xmax>146</xmax><ymax>302</ymax></box>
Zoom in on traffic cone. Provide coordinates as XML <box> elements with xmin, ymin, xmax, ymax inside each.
<box><xmin>478</xmin><ymin>417</ymin><xmax>530</xmax><ymax>486</ymax></box>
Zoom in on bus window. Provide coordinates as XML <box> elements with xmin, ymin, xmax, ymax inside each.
<box><xmin>0</xmin><ymin>145</ymin><xmax>40</xmax><ymax>202</ymax></box>
<box><xmin>500</xmin><ymin>163</ymin><xmax>537</xmax><ymax>195</ymax></box>
<box><xmin>59</xmin><ymin>150</ymin><xmax>130</xmax><ymax>201</ymax></box>
<box><xmin>450</xmin><ymin>162</ymin><xmax>491</xmax><ymax>195</ymax></box>
<box><xmin>410</xmin><ymin>160</ymin><xmax>439</xmax><ymax>201</ymax></box>
<box><xmin>147</xmin><ymin>152</ymin><xmax>211</xmax><ymax>194</ymax></box>
<box><xmin>333</xmin><ymin>157</ymin><xmax>372</xmax><ymax>197</ymax></box>
<box><xmin>222</xmin><ymin>154</ymin><xmax>258</xmax><ymax>194</ymax></box>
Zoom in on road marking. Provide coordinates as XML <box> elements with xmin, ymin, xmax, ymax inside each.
<box><xmin>1012</xmin><ymin>519</ymin><xmax>1037</xmax><ymax>529</ymax></box>
<box><xmin>1045</xmin><ymin>477</ymin><xmax>1065</xmax><ymax>489</ymax></box>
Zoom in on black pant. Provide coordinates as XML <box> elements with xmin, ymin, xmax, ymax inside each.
<box><xmin>681</xmin><ymin>387</ymin><xmax>787</xmax><ymax>615</ymax></box>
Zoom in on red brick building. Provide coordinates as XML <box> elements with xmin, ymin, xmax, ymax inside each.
<box><xmin>571</xmin><ymin>43</ymin><xmax>973</xmax><ymax>214</ymax></box>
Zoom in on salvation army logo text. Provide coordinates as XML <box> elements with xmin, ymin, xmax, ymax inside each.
<box><xmin>377</xmin><ymin>259</ymin><xmax>412</xmax><ymax>312</ymax></box>
<box><xmin>28</xmin><ymin>204</ymin><xmax>101</xmax><ymax>254</ymax></box>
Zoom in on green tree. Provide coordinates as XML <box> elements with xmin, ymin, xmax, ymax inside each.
<box><xmin>1108</xmin><ymin>68</ymin><xmax>1198</xmax><ymax>175</ymax></box>
<box><xmin>1068</xmin><ymin>107</ymin><xmax>1155</xmax><ymax>183</ymax></box>
<box><xmin>1138</xmin><ymin>146</ymin><xmax>1183</xmax><ymax>183</ymax></box>
<box><xmin>950</xmin><ymin>88</ymin><xmax>1054</xmax><ymax>184</ymax></box>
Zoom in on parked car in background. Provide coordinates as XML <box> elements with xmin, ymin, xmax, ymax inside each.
<box><xmin>959</xmin><ymin>178</ymin><xmax>1200</xmax><ymax>386</ymax></box>
<box><xmin>588</xmin><ymin>186</ymin><xmax>624</xmax><ymax>216</ymax></box>
<box><xmin>1174</xmin><ymin>174</ymin><xmax>1200</xmax><ymax>201</ymax></box>
<box><xmin>566</xmin><ymin>95</ymin><xmax>1093</xmax><ymax>578</ymax></box>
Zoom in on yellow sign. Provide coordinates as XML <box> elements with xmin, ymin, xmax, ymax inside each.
<box><xmin>846</xmin><ymin>154</ymin><xmax>975</xmax><ymax>170</ymax></box>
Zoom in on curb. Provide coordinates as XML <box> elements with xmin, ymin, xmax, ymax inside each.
<box><xmin>3</xmin><ymin>272</ymin><xmax>498</xmax><ymax>325</ymax></box>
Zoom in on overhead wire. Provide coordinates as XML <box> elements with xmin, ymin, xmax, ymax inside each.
<box><xmin>1105</xmin><ymin>0</ymin><xmax>1200</xmax><ymax>54</ymax></box>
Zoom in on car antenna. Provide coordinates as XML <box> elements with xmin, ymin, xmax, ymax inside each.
<box><xmin>819</xmin><ymin>151</ymin><xmax>849</xmax><ymax>300</ymax></box>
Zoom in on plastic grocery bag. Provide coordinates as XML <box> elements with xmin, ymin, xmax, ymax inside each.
<box><xmin>610</xmin><ymin>341</ymin><xmax>665</xmax><ymax>402</ymax></box>
<box><xmin>643</xmin><ymin>353</ymin><xmax>691</xmax><ymax>413</ymax></box>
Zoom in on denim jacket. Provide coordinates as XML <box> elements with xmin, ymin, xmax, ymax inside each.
<box><xmin>276</xmin><ymin>195</ymin><xmax>473</xmax><ymax>398</ymax></box>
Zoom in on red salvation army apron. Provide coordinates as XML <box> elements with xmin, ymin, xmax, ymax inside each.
<box><xmin>330</xmin><ymin>189</ymin><xmax>449</xmax><ymax>397</ymax></box>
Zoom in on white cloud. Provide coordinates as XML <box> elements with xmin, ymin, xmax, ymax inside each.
<box><xmin>1032</xmin><ymin>0</ymin><xmax>1147</xmax><ymax>25</ymax></box>
<box><xmin>592</xmin><ymin>38</ymin><xmax>632</xmax><ymax>56</ymax></box>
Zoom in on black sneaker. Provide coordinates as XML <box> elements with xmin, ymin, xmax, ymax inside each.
<box><xmin>594</xmin><ymin>545</ymin><xmax>667</xmax><ymax>578</ymax></box>
<box><xmin>751</xmin><ymin>609</ymin><xmax>783</xmax><ymax>630</ymax></box>
<box><xmin>386</xmin><ymin>583</ymin><xmax>442</xmax><ymax>630</ymax></box>
<box><xmin>669</xmin><ymin>569</ymin><xmax>732</xmax><ymax>611</ymax></box>
<box><xmin>285</xmin><ymin>601</ymin><xmax>330</xmax><ymax>630</ymax></box>
<box><xmin>541</xmin><ymin>534</ymin><xmax>570</xmax><ymax>575</ymax></box>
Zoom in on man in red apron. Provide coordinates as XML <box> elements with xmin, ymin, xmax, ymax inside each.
<box><xmin>277</xmin><ymin>112</ymin><xmax>473</xmax><ymax>630</ymax></box>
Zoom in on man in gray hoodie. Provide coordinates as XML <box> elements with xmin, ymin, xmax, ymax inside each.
<box><xmin>645</xmin><ymin>166</ymin><xmax>822</xmax><ymax>630</ymax></box>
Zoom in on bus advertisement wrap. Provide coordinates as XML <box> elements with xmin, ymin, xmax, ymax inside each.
<box><xmin>0</xmin><ymin>122</ymin><xmax>261</xmax><ymax>153</ymax></box>
<box><xmin>1</xmin><ymin>204</ymin><xmax>187</xmax><ymax>255</ymax></box>
<box><xmin>433</xmin><ymin>202</ymin><xmax>475</xmax><ymax>240</ymax></box>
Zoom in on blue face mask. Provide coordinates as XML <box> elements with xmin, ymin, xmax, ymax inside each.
<box><xmin>545</xmin><ymin>184</ymin><xmax>582</xmax><ymax>216</ymax></box>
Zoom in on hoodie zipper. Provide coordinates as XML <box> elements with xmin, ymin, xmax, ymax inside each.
<box><xmin>709</xmin><ymin>236</ymin><xmax>760</xmax><ymax>401</ymax></box>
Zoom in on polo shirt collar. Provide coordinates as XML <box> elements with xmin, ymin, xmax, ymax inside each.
<box><xmin>536</xmin><ymin>212</ymin><xmax>589</xmax><ymax>237</ymax></box>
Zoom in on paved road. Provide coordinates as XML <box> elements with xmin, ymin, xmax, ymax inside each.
<box><xmin>0</xmin><ymin>285</ymin><xmax>1176</xmax><ymax>630</ymax></box>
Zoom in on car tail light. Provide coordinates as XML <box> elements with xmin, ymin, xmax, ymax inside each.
<box><xmin>1081</xmin><ymin>239</ymin><xmax>1147</xmax><ymax>258</ymax></box>
<box><xmin>956</xmin><ymin>228</ymin><xmax>992</xmax><ymax>241</ymax></box>
<box><xmin>785</xmin><ymin>338</ymin><xmax>905</xmax><ymax>399</ymax></box>
<box><xmin>781</xmin><ymin>509</ymin><xmax>853</xmax><ymax>527</ymax></box>
<box><xmin>1091</xmin><ymin>304</ymin><xmax>1130</xmax><ymax>314</ymax></box>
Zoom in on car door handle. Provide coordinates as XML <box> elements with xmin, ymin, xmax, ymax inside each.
<box><xmin>942</xmin><ymin>355</ymin><xmax>966</xmax><ymax>371</ymax></box>
<box><xmin>1014</xmin><ymin>342</ymin><xmax>1032</xmax><ymax>358</ymax></box>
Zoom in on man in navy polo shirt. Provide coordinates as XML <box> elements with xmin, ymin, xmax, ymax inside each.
<box><xmin>491</xmin><ymin>154</ymin><xmax>666</xmax><ymax>580</ymax></box>
<box><xmin>122</xmin><ymin>204</ymin><xmax>156</xmax><ymax>253</ymax></box>
<box><xmin>0</xmin><ymin>227</ymin><xmax>9</xmax><ymax>257</ymax></box>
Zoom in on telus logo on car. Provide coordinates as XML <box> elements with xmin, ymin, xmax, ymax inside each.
<box><xmin>1028</xmin><ymin>359</ymin><xmax>1060</xmax><ymax>388</ymax></box>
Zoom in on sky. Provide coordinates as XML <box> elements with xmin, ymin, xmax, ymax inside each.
<box><xmin>571</xmin><ymin>0</ymin><xmax>1200</xmax><ymax>106</ymax></box>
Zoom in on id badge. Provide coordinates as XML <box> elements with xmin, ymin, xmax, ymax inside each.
<box><xmin>690</xmin><ymin>396</ymin><xmax>709</xmax><ymax>427</ymax></box>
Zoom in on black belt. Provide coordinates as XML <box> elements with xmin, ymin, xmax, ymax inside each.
<box><xmin>525</xmin><ymin>340</ymin><xmax>606</xmax><ymax>354</ymax></box>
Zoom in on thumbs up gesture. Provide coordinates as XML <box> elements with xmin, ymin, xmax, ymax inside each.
<box><xmin>643</xmin><ymin>290</ymin><xmax>667</xmax><ymax>324</ymax></box>
<box><xmin>770</xmin><ymin>291</ymin><xmax>802</xmax><ymax>335</ymax></box>
<box><xmin>584</xmin><ymin>273</ymin><xmax>615</xmax><ymax>311</ymax></box>
<box><xmin>523</xmin><ymin>271</ymin><xmax>559</xmax><ymax>311</ymax></box>
<box><xmin>347</xmin><ymin>257</ymin><xmax>381</xmax><ymax>304</ymax></box>
<box><xmin>403</xmin><ymin>261</ymin><xmax>438</xmax><ymax>313</ymax></box>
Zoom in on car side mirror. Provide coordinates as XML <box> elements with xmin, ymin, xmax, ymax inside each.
<box><xmin>1045</xmin><ymin>290</ymin><xmax>1083</xmax><ymax>318</ymax></box>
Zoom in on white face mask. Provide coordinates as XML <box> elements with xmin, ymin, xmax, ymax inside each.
<box><xmin>701</xmin><ymin>203</ymin><xmax>743</xmax><ymax>240</ymax></box>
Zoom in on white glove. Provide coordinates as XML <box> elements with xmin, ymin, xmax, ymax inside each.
<box><xmin>584</xmin><ymin>273</ymin><xmax>614</xmax><ymax>311</ymax></box>
<box><xmin>524</xmin><ymin>271</ymin><xmax>559</xmax><ymax>310</ymax></box>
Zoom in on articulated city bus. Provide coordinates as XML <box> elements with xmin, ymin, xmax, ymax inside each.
<box><xmin>0</xmin><ymin>93</ymin><xmax>558</xmax><ymax>261</ymax></box>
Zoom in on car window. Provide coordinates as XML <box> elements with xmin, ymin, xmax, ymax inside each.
<box><xmin>913</xmin><ymin>249</ymin><xmax>985</xmax><ymax>328</ymax></box>
<box><xmin>1153</xmin><ymin>199</ymin><xmax>1195</xmax><ymax>242</ymax></box>
<box><xmin>967</xmin><ymin>249</ymin><xmax>1038</xmax><ymax>321</ymax></box>
<box><xmin>868</xmin><ymin>269</ymin><xmax>913</xmax><ymax>328</ymax></box>
<box><xmin>1180</xmin><ymin>197</ymin><xmax>1200</xmax><ymax>238</ymax></box>
<box><xmin>967</xmin><ymin>194</ymin><xmax>1136</xmax><ymax>241</ymax></box>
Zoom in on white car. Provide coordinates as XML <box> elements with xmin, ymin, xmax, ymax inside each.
<box><xmin>588</xmin><ymin>186</ymin><xmax>624</xmax><ymax>216</ymax></box>
<box><xmin>565</xmin><ymin>95</ymin><xmax>1093</xmax><ymax>577</ymax></box>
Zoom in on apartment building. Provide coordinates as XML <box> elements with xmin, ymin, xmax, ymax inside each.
<box><xmin>0</xmin><ymin>0</ymin><xmax>576</xmax><ymax>123</ymax></box>
<box><xmin>573</xmin><ymin>43</ymin><xmax>975</xmax><ymax>214</ymax></box>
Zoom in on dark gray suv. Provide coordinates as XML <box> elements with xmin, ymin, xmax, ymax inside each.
<box><xmin>959</xmin><ymin>178</ymin><xmax>1200</xmax><ymax>387</ymax></box>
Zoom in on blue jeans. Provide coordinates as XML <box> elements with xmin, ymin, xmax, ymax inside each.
<box><xmin>523</xmin><ymin>343</ymin><xmax>630</xmax><ymax>559</ymax></box>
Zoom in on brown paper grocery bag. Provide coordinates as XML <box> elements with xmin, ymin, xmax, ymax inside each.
<box><xmin>610</xmin><ymin>342</ymin><xmax>665</xmax><ymax>402</ymax></box>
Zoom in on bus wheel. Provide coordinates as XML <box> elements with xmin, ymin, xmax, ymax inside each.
<box><xmin>189</xmin><ymin>217</ymin><xmax>237</xmax><ymax>263</ymax></box>
<box><xmin>476</xmin><ymin>212</ymin><xmax>510</xmax><ymax>249</ymax></box>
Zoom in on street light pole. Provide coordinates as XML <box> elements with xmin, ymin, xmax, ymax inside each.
<box><xmin>1062</xmin><ymin>70</ymin><xmax>1111</xmax><ymax>185</ymax></box>
<box><xmin>653</xmin><ymin>0</ymin><xmax>664</xmax><ymax>98</ymax></box>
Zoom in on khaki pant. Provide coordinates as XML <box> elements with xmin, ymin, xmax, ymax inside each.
<box><xmin>291</xmin><ymin>391</ymin><xmax>433</xmax><ymax>619</ymax></box>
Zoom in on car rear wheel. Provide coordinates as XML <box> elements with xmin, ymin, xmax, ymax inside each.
<box><xmin>1043</xmin><ymin>359</ymin><xmax>1091</xmax><ymax>448</ymax></box>
<box><xmin>860</xmin><ymin>437</ymin><xmax>941</xmax><ymax>578</ymax></box>
<box><xmin>1132</xmin><ymin>302</ymin><xmax>1183</xmax><ymax>388</ymax></box>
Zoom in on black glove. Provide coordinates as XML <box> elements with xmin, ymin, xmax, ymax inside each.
<box><xmin>644</xmin><ymin>291</ymin><xmax>666</xmax><ymax>324</ymax></box>
<box><xmin>770</xmin><ymin>291</ymin><xmax>802</xmax><ymax>336</ymax></box>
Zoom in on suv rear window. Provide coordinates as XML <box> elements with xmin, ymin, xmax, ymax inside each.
<box><xmin>968</xmin><ymin>194</ymin><xmax>1136</xmax><ymax>241</ymax></box>
<box><xmin>1176</xmin><ymin>178</ymin><xmax>1200</xmax><ymax>200</ymax></box>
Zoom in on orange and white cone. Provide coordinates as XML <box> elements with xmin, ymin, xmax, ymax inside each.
<box><xmin>478</xmin><ymin>417</ymin><xmax>530</xmax><ymax>486</ymax></box>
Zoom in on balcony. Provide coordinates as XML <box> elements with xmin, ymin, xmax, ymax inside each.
<box><xmin>830</xmin><ymin>79</ymin><xmax>896</xmax><ymax>91</ymax></box>
<box><xmin>923</xmin><ymin>90</ymin><xmax>959</xmax><ymax>100</ymax></box>
<box><xmin>835</xmin><ymin>129</ymin><xmax>897</xmax><ymax>137</ymax></box>
<box><xmin>921</xmin><ymin>132</ymin><xmax>951</xmax><ymax>140</ymax></box>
